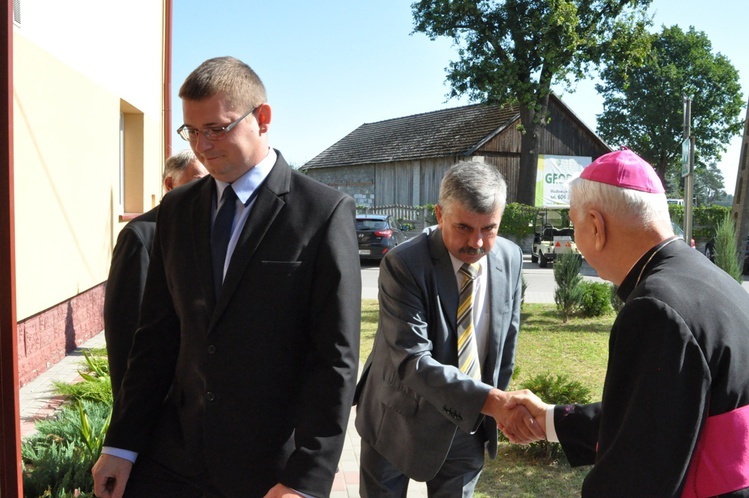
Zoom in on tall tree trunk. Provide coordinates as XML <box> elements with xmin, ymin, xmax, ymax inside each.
<box><xmin>516</xmin><ymin>94</ymin><xmax>548</xmax><ymax>206</ymax></box>
<box><xmin>517</xmin><ymin>122</ymin><xmax>539</xmax><ymax>205</ymax></box>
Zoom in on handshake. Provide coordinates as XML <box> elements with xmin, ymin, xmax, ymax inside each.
<box><xmin>481</xmin><ymin>388</ymin><xmax>550</xmax><ymax>444</ymax></box>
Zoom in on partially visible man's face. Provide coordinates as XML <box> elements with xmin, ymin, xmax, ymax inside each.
<box><xmin>436</xmin><ymin>201</ymin><xmax>503</xmax><ymax>264</ymax></box>
<box><xmin>173</xmin><ymin>160</ymin><xmax>209</xmax><ymax>189</ymax></box>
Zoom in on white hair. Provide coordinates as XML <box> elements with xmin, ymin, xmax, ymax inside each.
<box><xmin>569</xmin><ymin>177</ymin><xmax>671</xmax><ymax>226</ymax></box>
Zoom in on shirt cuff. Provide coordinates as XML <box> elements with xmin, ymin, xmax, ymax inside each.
<box><xmin>101</xmin><ymin>446</ymin><xmax>138</xmax><ymax>463</ymax></box>
<box><xmin>290</xmin><ymin>490</ymin><xmax>316</xmax><ymax>498</ymax></box>
<box><xmin>545</xmin><ymin>405</ymin><xmax>559</xmax><ymax>442</ymax></box>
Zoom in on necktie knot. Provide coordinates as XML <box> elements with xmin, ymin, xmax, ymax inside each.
<box><xmin>221</xmin><ymin>184</ymin><xmax>237</xmax><ymax>204</ymax></box>
<box><xmin>459</xmin><ymin>262</ymin><xmax>479</xmax><ymax>281</ymax></box>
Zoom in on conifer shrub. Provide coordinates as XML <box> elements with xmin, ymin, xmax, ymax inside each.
<box><xmin>578</xmin><ymin>281</ymin><xmax>612</xmax><ymax>317</ymax></box>
<box><xmin>517</xmin><ymin>373</ymin><xmax>592</xmax><ymax>459</ymax></box>
<box><xmin>553</xmin><ymin>252</ymin><xmax>584</xmax><ymax>322</ymax></box>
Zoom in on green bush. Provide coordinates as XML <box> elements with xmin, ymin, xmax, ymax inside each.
<box><xmin>518</xmin><ymin>373</ymin><xmax>592</xmax><ymax>458</ymax></box>
<box><xmin>23</xmin><ymin>349</ymin><xmax>112</xmax><ymax>498</ymax></box>
<box><xmin>22</xmin><ymin>400</ymin><xmax>110</xmax><ymax>498</ymax></box>
<box><xmin>609</xmin><ymin>284</ymin><xmax>625</xmax><ymax>313</ymax></box>
<box><xmin>499</xmin><ymin>203</ymin><xmax>538</xmax><ymax>239</ymax></box>
<box><xmin>520</xmin><ymin>373</ymin><xmax>592</xmax><ymax>406</ymax></box>
<box><xmin>553</xmin><ymin>253</ymin><xmax>584</xmax><ymax>322</ymax></box>
<box><xmin>669</xmin><ymin>204</ymin><xmax>731</xmax><ymax>242</ymax></box>
<box><xmin>578</xmin><ymin>281</ymin><xmax>612</xmax><ymax>317</ymax></box>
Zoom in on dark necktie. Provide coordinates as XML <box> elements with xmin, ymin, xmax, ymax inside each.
<box><xmin>211</xmin><ymin>185</ymin><xmax>237</xmax><ymax>298</ymax></box>
<box><xmin>457</xmin><ymin>263</ymin><xmax>481</xmax><ymax>380</ymax></box>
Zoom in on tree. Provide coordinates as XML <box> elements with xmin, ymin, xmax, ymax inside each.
<box><xmin>596</xmin><ymin>25</ymin><xmax>744</xmax><ymax>189</ymax></box>
<box><xmin>665</xmin><ymin>160</ymin><xmax>726</xmax><ymax>205</ymax></box>
<box><xmin>411</xmin><ymin>0</ymin><xmax>653</xmax><ymax>205</ymax></box>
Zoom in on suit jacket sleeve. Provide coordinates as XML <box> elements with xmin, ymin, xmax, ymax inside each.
<box><xmin>103</xmin><ymin>221</ymin><xmax>153</xmax><ymax>400</ymax></box>
<box><xmin>377</xmin><ymin>251</ymin><xmax>492</xmax><ymax>436</ymax></box>
<box><xmin>280</xmin><ymin>194</ymin><xmax>362</xmax><ymax>494</ymax></box>
<box><xmin>104</xmin><ymin>207</ymin><xmax>182</xmax><ymax>453</ymax></box>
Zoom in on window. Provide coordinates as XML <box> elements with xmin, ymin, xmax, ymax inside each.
<box><xmin>119</xmin><ymin>100</ymin><xmax>145</xmax><ymax>215</ymax></box>
<box><xmin>13</xmin><ymin>0</ymin><xmax>21</xmax><ymax>25</ymax></box>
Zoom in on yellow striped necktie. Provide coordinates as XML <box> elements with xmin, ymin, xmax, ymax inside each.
<box><xmin>457</xmin><ymin>262</ymin><xmax>481</xmax><ymax>380</ymax></box>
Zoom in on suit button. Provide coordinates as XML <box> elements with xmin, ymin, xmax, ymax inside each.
<box><xmin>206</xmin><ymin>391</ymin><xmax>215</xmax><ymax>401</ymax></box>
<box><xmin>207</xmin><ymin>345</ymin><xmax>216</xmax><ymax>354</ymax></box>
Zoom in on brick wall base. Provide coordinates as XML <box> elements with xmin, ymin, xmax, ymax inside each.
<box><xmin>17</xmin><ymin>282</ymin><xmax>105</xmax><ymax>387</ymax></box>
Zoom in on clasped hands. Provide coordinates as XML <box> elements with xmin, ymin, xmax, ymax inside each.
<box><xmin>481</xmin><ymin>388</ymin><xmax>549</xmax><ymax>444</ymax></box>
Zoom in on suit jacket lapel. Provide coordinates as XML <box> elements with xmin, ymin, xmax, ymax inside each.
<box><xmin>210</xmin><ymin>154</ymin><xmax>290</xmax><ymax>326</ymax></box>
<box><xmin>482</xmin><ymin>247</ymin><xmax>505</xmax><ymax>382</ymax></box>
<box><xmin>429</xmin><ymin>230</ymin><xmax>459</xmax><ymax>336</ymax></box>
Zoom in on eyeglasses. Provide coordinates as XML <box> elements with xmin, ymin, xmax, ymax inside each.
<box><xmin>176</xmin><ymin>106</ymin><xmax>259</xmax><ymax>142</ymax></box>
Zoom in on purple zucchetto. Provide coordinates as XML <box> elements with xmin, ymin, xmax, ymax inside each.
<box><xmin>580</xmin><ymin>148</ymin><xmax>665</xmax><ymax>194</ymax></box>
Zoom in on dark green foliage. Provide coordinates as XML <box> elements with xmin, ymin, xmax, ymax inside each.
<box><xmin>500</xmin><ymin>203</ymin><xmax>538</xmax><ymax>239</ymax></box>
<box><xmin>518</xmin><ymin>373</ymin><xmax>593</xmax><ymax>459</ymax></box>
<box><xmin>597</xmin><ymin>25</ymin><xmax>743</xmax><ymax>192</ymax></box>
<box><xmin>23</xmin><ymin>349</ymin><xmax>112</xmax><ymax>498</ymax></box>
<box><xmin>411</xmin><ymin>0</ymin><xmax>653</xmax><ymax>205</ymax></box>
<box><xmin>714</xmin><ymin>213</ymin><xmax>743</xmax><ymax>282</ymax></box>
<box><xmin>553</xmin><ymin>253</ymin><xmax>584</xmax><ymax>322</ymax></box>
<box><xmin>578</xmin><ymin>281</ymin><xmax>612</xmax><ymax>317</ymax></box>
<box><xmin>521</xmin><ymin>373</ymin><xmax>592</xmax><ymax>406</ymax></box>
<box><xmin>669</xmin><ymin>204</ymin><xmax>730</xmax><ymax>241</ymax></box>
<box><xmin>22</xmin><ymin>400</ymin><xmax>110</xmax><ymax>498</ymax></box>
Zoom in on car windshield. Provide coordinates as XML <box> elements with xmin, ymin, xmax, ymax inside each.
<box><xmin>356</xmin><ymin>220</ymin><xmax>388</xmax><ymax>230</ymax></box>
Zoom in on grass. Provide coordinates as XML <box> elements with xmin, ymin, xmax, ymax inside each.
<box><xmin>359</xmin><ymin>300</ymin><xmax>614</xmax><ymax>496</ymax></box>
<box><xmin>360</xmin><ymin>299</ymin><xmax>379</xmax><ymax>360</ymax></box>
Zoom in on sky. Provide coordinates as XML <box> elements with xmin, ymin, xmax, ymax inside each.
<box><xmin>171</xmin><ymin>1</ymin><xmax>749</xmax><ymax>194</ymax></box>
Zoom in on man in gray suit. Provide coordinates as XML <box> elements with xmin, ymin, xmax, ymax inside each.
<box><xmin>354</xmin><ymin>161</ymin><xmax>542</xmax><ymax>497</ymax></box>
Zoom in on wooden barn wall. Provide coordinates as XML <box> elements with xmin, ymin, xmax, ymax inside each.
<box><xmin>477</xmin><ymin>119</ymin><xmax>522</xmax><ymax>154</ymax></box>
<box><xmin>540</xmin><ymin>103</ymin><xmax>610</xmax><ymax>158</ymax></box>
<box><xmin>481</xmin><ymin>155</ymin><xmax>521</xmax><ymax>204</ymax></box>
<box><xmin>418</xmin><ymin>157</ymin><xmax>459</xmax><ymax>206</ymax></box>
<box><xmin>375</xmin><ymin>161</ymin><xmax>415</xmax><ymax>206</ymax></box>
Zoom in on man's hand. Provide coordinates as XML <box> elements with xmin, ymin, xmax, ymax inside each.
<box><xmin>263</xmin><ymin>483</ymin><xmax>305</xmax><ymax>498</ymax></box>
<box><xmin>92</xmin><ymin>454</ymin><xmax>133</xmax><ymax>498</ymax></box>
<box><xmin>503</xmin><ymin>389</ymin><xmax>549</xmax><ymax>438</ymax></box>
<box><xmin>482</xmin><ymin>388</ymin><xmax>546</xmax><ymax>444</ymax></box>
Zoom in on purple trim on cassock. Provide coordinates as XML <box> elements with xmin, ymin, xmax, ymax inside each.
<box><xmin>682</xmin><ymin>404</ymin><xmax>749</xmax><ymax>497</ymax></box>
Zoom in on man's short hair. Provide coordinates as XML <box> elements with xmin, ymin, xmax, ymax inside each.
<box><xmin>178</xmin><ymin>56</ymin><xmax>266</xmax><ymax>112</ymax></box>
<box><xmin>439</xmin><ymin>160</ymin><xmax>507</xmax><ymax>216</ymax></box>
<box><xmin>163</xmin><ymin>149</ymin><xmax>198</xmax><ymax>183</ymax></box>
<box><xmin>570</xmin><ymin>177</ymin><xmax>671</xmax><ymax>226</ymax></box>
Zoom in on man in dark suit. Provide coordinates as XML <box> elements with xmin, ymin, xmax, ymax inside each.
<box><xmin>508</xmin><ymin>149</ymin><xmax>749</xmax><ymax>496</ymax></box>
<box><xmin>354</xmin><ymin>161</ymin><xmax>542</xmax><ymax>497</ymax></box>
<box><xmin>104</xmin><ymin>149</ymin><xmax>207</xmax><ymax>400</ymax></box>
<box><xmin>92</xmin><ymin>56</ymin><xmax>362</xmax><ymax>498</ymax></box>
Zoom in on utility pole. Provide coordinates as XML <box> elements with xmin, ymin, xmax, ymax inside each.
<box><xmin>683</xmin><ymin>97</ymin><xmax>694</xmax><ymax>245</ymax></box>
